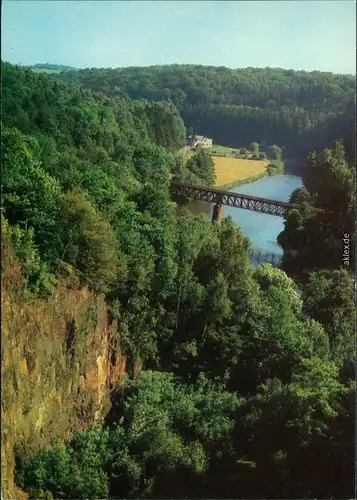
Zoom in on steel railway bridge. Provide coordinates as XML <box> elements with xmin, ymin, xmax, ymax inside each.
<box><xmin>171</xmin><ymin>182</ymin><xmax>324</xmax><ymax>221</ymax></box>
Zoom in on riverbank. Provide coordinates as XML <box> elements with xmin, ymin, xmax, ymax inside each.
<box><xmin>216</xmin><ymin>171</ymin><xmax>267</xmax><ymax>190</ymax></box>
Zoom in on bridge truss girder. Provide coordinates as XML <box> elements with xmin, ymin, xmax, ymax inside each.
<box><xmin>171</xmin><ymin>183</ymin><xmax>303</xmax><ymax>218</ymax></box>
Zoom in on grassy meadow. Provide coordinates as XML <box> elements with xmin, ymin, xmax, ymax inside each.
<box><xmin>178</xmin><ymin>144</ymin><xmax>242</xmax><ymax>161</ymax></box>
<box><xmin>208</xmin><ymin>144</ymin><xmax>238</xmax><ymax>155</ymax></box>
<box><xmin>213</xmin><ymin>156</ymin><xmax>268</xmax><ymax>187</ymax></box>
<box><xmin>177</xmin><ymin>144</ymin><xmax>268</xmax><ymax>188</ymax></box>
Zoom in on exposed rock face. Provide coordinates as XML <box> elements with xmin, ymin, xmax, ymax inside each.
<box><xmin>1</xmin><ymin>239</ymin><xmax>126</xmax><ymax>498</ymax></box>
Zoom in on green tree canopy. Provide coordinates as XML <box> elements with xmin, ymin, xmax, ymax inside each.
<box><xmin>249</xmin><ymin>142</ymin><xmax>259</xmax><ymax>154</ymax></box>
<box><xmin>186</xmin><ymin>151</ymin><xmax>216</xmax><ymax>187</ymax></box>
<box><xmin>58</xmin><ymin>190</ymin><xmax>125</xmax><ymax>293</ymax></box>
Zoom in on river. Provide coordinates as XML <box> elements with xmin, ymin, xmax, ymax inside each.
<box><xmin>186</xmin><ymin>159</ymin><xmax>304</xmax><ymax>266</ymax></box>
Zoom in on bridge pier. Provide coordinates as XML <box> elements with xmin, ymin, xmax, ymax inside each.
<box><xmin>212</xmin><ymin>203</ymin><xmax>224</xmax><ymax>223</ymax></box>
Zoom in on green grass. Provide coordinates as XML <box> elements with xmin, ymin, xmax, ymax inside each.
<box><xmin>178</xmin><ymin>143</ymin><xmax>257</xmax><ymax>165</ymax></box>
<box><xmin>208</xmin><ymin>144</ymin><xmax>257</xmax><ymax>160</ymax></box>
<box><xmin>208</xmin><ymin>144</ymin><xmax>239</xmax><ymax>155</ymax></box>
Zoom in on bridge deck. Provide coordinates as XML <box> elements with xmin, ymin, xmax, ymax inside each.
<box><xmin>171</xmin><ymin>182</ymin><xmax>324</xmax><ymax>218</ymax></box>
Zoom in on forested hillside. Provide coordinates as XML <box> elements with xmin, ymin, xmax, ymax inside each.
<box><xmin>58</xmin><ymin>64</ymin><xmax>355</xmax><ymax>155</ymax></box>
<box><xmin>279</xmin><ymin>138</ymin><xmax>355</xmax><ymax>276</ymax></box>
<box><xmin>2</xmin><ymin>61</ymin><xmax>355</xmax><ymax>499</ymax></box>
<box><xmin>30</xmin><ymin>63</ymin><xmax>78</xmax><ymax>71</ymax></box>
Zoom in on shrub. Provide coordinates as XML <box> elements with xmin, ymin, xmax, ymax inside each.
<box><xmin>15</xmin><ymin>427</ymin><xmax>111</xmax><ymax>500</ymax></box>
<box><xmin>267</xmin><ymin>159</ymin><xmax>285</xmax><ymax>175</ymax></box>
<box><xmin>2</xmin><ymin>216</ymin><xmax>57</xmax><ymax>297</ymax></box>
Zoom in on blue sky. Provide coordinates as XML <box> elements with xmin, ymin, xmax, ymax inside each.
<box><xmin>2</xmin><ymin>0</ymin><xmax>356</xmax><ymax>73</ymax></box>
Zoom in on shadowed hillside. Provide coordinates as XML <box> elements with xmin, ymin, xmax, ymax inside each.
<box><xmin>57</xmin><ymin>64</ymin><xmax>355</xmax><ymax>156</ymax></box>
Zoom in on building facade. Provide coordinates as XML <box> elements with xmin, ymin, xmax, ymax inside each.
<box><xmin>188</xmin><ymin>134</ymin><xmax>213</xmax><ymax>149</ymax></box>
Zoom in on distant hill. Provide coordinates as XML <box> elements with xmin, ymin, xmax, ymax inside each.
<box><xmin>28</xmin><ymin>63</ymin><xmax>78</xmax><ymax>73</ymax></box>
<box><xmin>57</xmin><ymin>64</ymin><xmax>355</xmax><ymax>156</ymax></box>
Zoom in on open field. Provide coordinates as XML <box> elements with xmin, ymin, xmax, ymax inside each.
<box><xmin>179</xmin><ymin>143</ymin><xmax>255</xmax><ymax>160</ymax></box>
<box><xmin>177</xmin><ymin>145</ymin><xmax>268</xmax><ymax>188</ymax></box>
<box><xmin>208</xmin><ymin>144</ymin><xmax>238</xmax><ymax>155</ymax></box>
<box><xmin>178</xmin><ymin>144</ymin><xmax>244</xmax><ymax>161</ymax></box>
<box><xmin>213</xmin><ymin>156</ymin><xmax>268</xmax><ymax>187</ymax></box>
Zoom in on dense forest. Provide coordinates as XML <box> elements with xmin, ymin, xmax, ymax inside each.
<box><xmin>1</xmin><ymin>61</ymin><xmax>355</xmax><ymax>499</ymax></box>
<box><xmin>58</xmin><ymin>64</ymin><xmax>356</xmax><ymax>156</ymax></box>
<box><xmin>279</xmin><ymin>139</ymin><xmax>355</xmax><ymax>278</ymax></box>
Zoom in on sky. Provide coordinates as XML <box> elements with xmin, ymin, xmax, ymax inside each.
<box><xmin>2</xmin><ymin>0</ymin><xmax>356</xmax><ymax>73</ymax></box>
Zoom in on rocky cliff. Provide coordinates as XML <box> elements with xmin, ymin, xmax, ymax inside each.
<box><xmin>1</xmin><ymin>237</ymin><xmax>126</xmax><ymax>498</ymax></box>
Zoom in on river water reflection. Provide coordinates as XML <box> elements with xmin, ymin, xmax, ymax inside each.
<box><xmin>186</xmin><ymin>171</ymin><xmax>303</xmax><ymax>265</ymax></box>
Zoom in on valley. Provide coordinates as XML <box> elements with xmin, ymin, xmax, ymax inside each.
<box><xmin>1</xmin><ymin>32</ymin><xmax>355</xmax><ymax>500</ymax></box>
